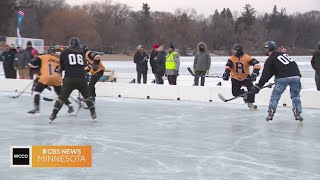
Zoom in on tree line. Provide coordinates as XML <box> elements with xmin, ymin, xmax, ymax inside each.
<box><xmin>1</xmin><ymin>0</ymin><xmax>320</xmax><ymax>55</ymax></box>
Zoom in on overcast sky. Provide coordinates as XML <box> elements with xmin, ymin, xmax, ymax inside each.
<box><xmin>67</xmin><ymin>0</ymin><xmax>319</xmax><ymax>16</ymax></box>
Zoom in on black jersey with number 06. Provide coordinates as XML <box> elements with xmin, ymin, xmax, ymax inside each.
<box><xmin>60</xmin><ymin>49</ymin><xmax>87</xmax><ymax>79</ymax></box>
<box><xmin>258</xmin><ymin>51</ymin><xmax>301</xmax><ymax>87</ymax></box>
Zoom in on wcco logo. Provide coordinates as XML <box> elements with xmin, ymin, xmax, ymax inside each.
<box><xmin>10</xmin><ymin>146</ymin><xmax>32</xmax><ymax>167</ymax></box>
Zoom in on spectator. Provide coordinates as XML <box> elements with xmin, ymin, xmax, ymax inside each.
<box><xmin>133</xmin><ymin>45</ymin><xmax>149</xmax><ymax>84</ymax></box>
<box><xmin>278</xmin><ymin>45</ymin><xmax>287</xmax><ymax>53</ymax></box>
<box><xmin>9</xmin><ymin>44</ymin><xmax>17</xmax><ymax>54</ymax></box>
<box><xmin>311</xmin><ymin>41</ymin><xmax>320</xmax><ymax>91</ymax></box>
<box><xmin>165</xmin><ymin>43</ymin><xmax>180</xmax><ymax>85</ymax></box>
<box><xmin>193</xmin><ymin>42</ymin><xmax>211</xmax><ymax>86</ymax></box>
<box><xmin>153</xmin><ymin>45</ymin><xmax>166</xmax><ymax>84</ymax></box>
<box><xmin>25</xmin><ymin>41</ymin><xmax>34</xmax><ymax>79</ymax></box>
<box><xmin>15</xmin><ymin>47</ymin><xmax>31</xmax><ymax>79</ymax></box>
<box><xmin>150</xmin><ymin>44</ymin><xmax>159</xmax><ymax>81</ymax></box>
<box><xmin>0</xmin><ymin>44</ymin><xmax>17</xmax><ymax>79</ymax></box>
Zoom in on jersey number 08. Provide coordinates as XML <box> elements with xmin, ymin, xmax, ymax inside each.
<box><xmin>68</xmin><ymin>54</ymin><xmax>84</xmax><ymax>65</ymax></box>
<box><xmin>277</xmin><ymin>54</ymin><xmax>294</xmax><ymax>65</ymax></box>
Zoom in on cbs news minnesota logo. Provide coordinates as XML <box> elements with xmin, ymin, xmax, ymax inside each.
<box><xmin>10</xmin><ymin>146</ymin><xmax>92</xmax><ymax>168</ymax></box>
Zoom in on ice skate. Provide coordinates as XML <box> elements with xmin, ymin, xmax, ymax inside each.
<box><xmin>68</xmin><ymin>105</ymin><xmax>74</xmax><ymax>113</ymax></box>
<box><xmin>49</xmin><ymin>113</ymin><xmax>57</xmax><ymax>123</ymax></box>
<box><xmin>293</xmin><ymin>108</ymin><xmax>304</xmax><ymax>124</ymax></box>
<box><xmin>27</xmin><ymin>106</ymin><xmax>39</xmax><ymax>115</ymax></box>
<box><xmin>248</xmin><ymin>103</ymin><xmax>258</xmax><ymax>109</ymax></box>
<box><xmin>90</xmin><ymin>110</ymin><xmax>97</xmax><ymax>120</ymax></box>
<box><xmin>266</xmin><ymin>109</ymin><xmax>275</xmax><ymax>123</ymax></box>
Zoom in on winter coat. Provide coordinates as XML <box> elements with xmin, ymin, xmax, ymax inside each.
<box><xmin>166</xmin><ymin>51</ymin><xmax>180</xmax><ymax>76</ymax></box>
<box><xmin>134</xmin><ymin>51</ymin><xmax>149</xmax><ymax>73</ymax></box>
<box><xmin>150</xmin><ymin>50</ymin><xmax>158</xmax><ymax>74</ymax></box>
<box><xmin>193</xmin><ymin>42</ymin><xmax>211</xmax><ymax>71</ymax></box>
<box><xmin>154</xmin><ymin>50</ymin><xmax>166</xmax><ymax>74</ymax></box>
<box><xmin>15</xmin><ymin>50</ymin><xmax>31</xmax><ymax>70</ymax></box>
<box><xmin>311</xmin><ymin>50</ymin><xmax>320</xmax><ymax>73</ymax></box>
<box><xmin>1</xmin><ymin>51</ymin><xmax>15</xmax><ymax>69</ymax></box>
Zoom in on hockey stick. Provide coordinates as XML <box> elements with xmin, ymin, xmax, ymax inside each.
<box><xmin>11</xmin><ymin>81</ymin><xmax>34</xmax><ymax>99</ymax></box>
<box><xmin>218</xmin><ymin>83</ymin><xmax>275</xmax><ymax>102</ymax></box>
<box><xmin>187</xmin><ymin>67</ymin><xmax>222</xmax><ymax>78</ymax></box>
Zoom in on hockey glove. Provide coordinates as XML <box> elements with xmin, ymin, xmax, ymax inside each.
<box><xmin>250</xmin><ymin>72</ymin><xmax>258</xmax><ymax>82</ymax></box>
<box><xmin>222</xmin><ymin>71</ymin><xmax>230</xmax><ymax>81</ymax></box>
<box><xmin>250</xmin><ymin>84</ymin><xmax>261</xmax><ymax>94</ymax></box>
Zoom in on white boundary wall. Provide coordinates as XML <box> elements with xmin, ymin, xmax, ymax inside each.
<box><xmin>1</xmin><ymin>79</ymin><xmax>319</xmax><ymax>109</ymax></box>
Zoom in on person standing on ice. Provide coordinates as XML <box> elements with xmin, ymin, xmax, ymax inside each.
<box><xmin>311</xmin><ymin>40</ymin><xmax>320</xmax><ymax>91</ymax></box>
<box><xmin>134</xmin><ymin>45</ymin><xmax>149</xmax><ymax>84</ymax></box>
<box><xmin>250</xmin><ymin>41</ymin><xmax>303</xmax><ymax>123</ymax></box>
<box><xmin>166</xmin><ymin>43</ymin><xmax>180</xmax><ymax>85</ymax></box>
<box><xmin>27</xmin><ymin>47</ymin><xmax>74</xmax><ymax>115</ymax></box>
<box><xmin>193</xmin><ymin>42</ymin><xmax>211</xmax><ymax>86</ymax></box>
<box><xmin>153</xmin><ymin>45</ymin><xmax>166</xmax><ymax>84</ymax></box>
<box><xmin>222</xmin><ymin>44</ymin><xmax>261</xmax><ymax>109</ymax></box>
<box><xmin>49</xmin><ymin>37</ymin><xmax>96</xmax><ymax>122</ymax></box>
<box><xmin>0</xmin><ymin>44</ymin><xmax>16</xmax><ymax>79</ymax></box>
<box><xmin>150</xmin><ymin>44</ymin><xmax>159</xmax><ymax>79</ymax></box>
<box><xmin>81</xmin><ymin>44</ymin><xmax>105</xmax><ymax>102</ymax></box>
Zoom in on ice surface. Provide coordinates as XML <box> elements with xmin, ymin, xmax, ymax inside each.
<box><xmin>0</xmin><ymin>93</ymin><xmax>320</xmax><ymax>180</ymax></box>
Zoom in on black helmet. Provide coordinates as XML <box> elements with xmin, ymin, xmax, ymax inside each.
<box><xmin>80</xmin><ymin>44</ymin><xmax>88</xmax><ymax>52</ymax></box>
<box><xmin>264</xmin><ymin>41</ymin><xmax>277</xmax><ymax>52</ymax></box>
<box><xmin>48</xmin><ymin>46</ymin><xmax>56</xmax><ymax>54</ymax></box>
<box><xmin>232</xmin><ymin>44</ymin><xmax>244</xmax><ymax>57</ymax></box>
<box><xmin>232</xmin><ymin>44</ymin><xmax>243</xmax><ymax>52</ymax></box>
<box><xmin>69</xmin><ymin>37</ymin><xmax>81</xmax><ymax>48</ymax></box>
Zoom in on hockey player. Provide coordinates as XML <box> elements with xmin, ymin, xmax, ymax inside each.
<box><xmin>27</xmin><ymin>48</ymin><xmax>74</xmax><ymax>114</ymax></box>
<box><xmin>81</xmin><ymin>44</ymin><xmax>105</xmax><ymax>102</ymax></box>
<box><xmin>49</xmin><ymin>37</ymin><xmax>96</xmax><ymax>122</ymax></box>
<box><xmin>250</xmin><ymin>41</ymin><xmax>303</xmax><ymax>123</ymax></box>
<box><xmin>222</xmin><ymin>44</ymin><xmax>261</xmax><ymax>109</ymax></box>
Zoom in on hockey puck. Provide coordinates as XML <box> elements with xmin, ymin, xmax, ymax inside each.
<box><xmin>147</xmin><ymin>96</ymin><xmax>150</xmax><ymax>99</ymax></box>
<box><xmin>14</xmin><ymin>90</ymin><xmax>18</xmax><ymax>92</ymax></box>
<box><xmin>177</xmin><ymin>98</ymin><xmax>180</xmax><ymax>101</ymax></box>
<box><xmin>209</xmin><ymin>100</ymin><xmax>212</xmax><ymax>102</ymax></box>
<box><xmin>118</xmin><ymin>95</ymin><xmax>121</xmax><ymax>98</ymax></box>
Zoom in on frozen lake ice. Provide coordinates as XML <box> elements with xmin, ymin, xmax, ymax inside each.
<box><xmin>0</xmin><ymin>93</ymin><xmax>320</xmax><ymax>180</ymax></box>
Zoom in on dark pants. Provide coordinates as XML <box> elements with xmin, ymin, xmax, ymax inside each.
<box><xmin>231</xmin><ymin>78</ymin><xmax>255</xmax><ymax>103</ymax></box>
<box><xmin>194</xmin><ymin>70</ymin><xmax>206</xmax><ymax>86</ymax></box>
<box><xmin>167</xmin><ymin>75</ymin><xmax>177</xmax><ymax>85</ymax></box>
<box><xmin>33</xmin><ymin>82</ymin><xmax>71</xmax><ymax>107</ymax></box>
<box><xmin>89</xmin><ymin>70</ymin><xmax>104</xmax><ymax>98</ymax></box>
<box><xmin>315</xmin><ymin>73</ymin><xmax>320</xmax><ymax>91</ymax></box>
<box><xmin>4</xmin><ymin>68</ymin><xmax>16</xmax><ymax>79</ymax></box>
<box><xmin>52</xmin><ymin>77</ymin><xmax>95</xmax><ymax>115</ymax></box>
<box><xmin>29</xmin><ymin>68</ymin><xmax>34</xmax><ymax>79</ymax></box>
<box><xmin>137</xmin><ymin>71</ymin><xmax>147</xmax><ymax>84</ymax></box>
<box><xmin>154</xmin><ymin>72</ymin><xmax>164</xmax><ymax>84</ymax></box>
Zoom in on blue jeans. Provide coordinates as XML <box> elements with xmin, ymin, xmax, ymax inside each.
<box><xmin>269</xmin><ymin>77</ymin><xmax>302</xmax><ymax>114</ymax></box>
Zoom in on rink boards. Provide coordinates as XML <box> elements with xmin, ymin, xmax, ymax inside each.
<box><xmin>0</xmin><ymin>79</ymin><xmax>319</xmax><ymax>109</ymax></box>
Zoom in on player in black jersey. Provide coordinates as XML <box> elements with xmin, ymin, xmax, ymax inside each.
<box><xmin>250</xmin><ymin>41</ymin><xmax>303</xmax><ymax>123</ymax></box>
<box><xmin>49</xmin><ymin>37</ymin><xmax>97</xmax><ymax>122</ymax></box>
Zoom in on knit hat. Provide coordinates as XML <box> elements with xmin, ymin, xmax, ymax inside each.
<box><xmin>153</xmin><ymin>44</ymin><xmax>159</xmax><ymax>49</ymax></box>
<box><xmin>137</xmin><ymin>45</ymin><xmax>144</xmax><ymax>51</ymax></box>
<box><xmin>32</xmin><ymin>49</ymin><xmax>39</xmax><ymax>55</ymax></box>
<box><xmin>168</xmin><ymin>43</ymin><xmax>175</xmax><ymax>50</ymax></box>
<box><xmin>27</xmin><ymin>41</ymin><xmax>32</xmax><ymax>46</ymax></box>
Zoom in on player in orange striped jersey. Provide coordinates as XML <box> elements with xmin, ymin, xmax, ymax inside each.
<box><xmin>222</xmin><ymin>44</ymin><xmax>261</xmax><ymax>109</ymax></box>
<box><xmin>27</xmin><ymin>47</ymin><xmax>74</xmax><ymax>115</ymax></box>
